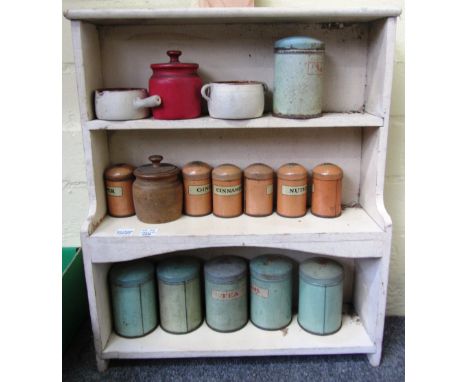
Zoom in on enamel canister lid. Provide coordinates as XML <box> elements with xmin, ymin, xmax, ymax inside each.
<box><xmin>104</xmin><ymin>163</ymin><xmax>135</xmax><ymax>181</ymax></box>
<box><xmin>151</xmin><ymin>50</ymin><xmax>199</xmax><ymax>71</ymax></box>
<box><xmin>109</xmin><ymin>260</ymin><xmax>154</xmax><ymax>287</ymax></box>
<box><xmin>244</xmin><ymin>163</ymin><xmax>274</xmax><ymax>180</ymax></box>
<box><xmin>182</xmin><ymin>161</ymin><xmax>212</xmax><ymax>180</ymax></box>
<box><xmin>274</xmin><ymin>36</ymin><xmax>325</xmax><ymax>51</ymax></box>
<box><xmin>134</xmin><ymin>155</ymin><xmax>180</xmax><ymax>180</ymax></box>
<box><xmin>204</xmin><ymin>256</ymin><xmax>247</xmax><ymax>284</ymax></box>
<box><xmin>157</xmin><ymin>257</ymin><xmax>200</xmax><ymax>284</ymax></box>
<box><xmin>312</xmin><ymin>163</ymin><xmax>343</xmax><ymax>180</ymax></box>
<box><xmin>300</xmin><ymin>257</ymin><xmax>343</xmax><ymax>286</ymax></box>
<box><xmin>250</xmin><ymin>255</ymin><xmax>293</xmax><ymax>281</ymax></box>
<box><xmin>277</xmin><ymin>163</ymin><xmax>307</xmax><ymax>181</ymax></box>
<box><xmin>212</xmin><ymin>164</ymin><xmax>242</xmax><ymax>181</ymax></box>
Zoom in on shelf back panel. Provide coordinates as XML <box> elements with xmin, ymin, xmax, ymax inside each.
<box><xmin>98</xmin><ymin>22</ymin><xmax>369</xmax><ymax>114</ymax></box>
<box><xmin>107</xmin><ymin>127</ymin><xmax>361</xmax><ymax>205</ymax></box>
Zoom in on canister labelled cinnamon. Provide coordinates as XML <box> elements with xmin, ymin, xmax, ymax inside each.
<box><xmin>277</xmin><ymin>163</ymin><xmax>307</xmax><ymax>218</ymax></box>
<box><xmin>244</xmin><ymin>163</ymin><xmax>274</xmax><ymax>217</ymax></box>
<box><xmin>182</xmin><ymin>161</ymin><xmax>212</xmax><ymax>217</ymax></box>
<box><xmin>311</xmin><ymin>163</ymin><xmax>343</xmax><ymax>218</ymax></box>
<box><xmin>104</xmin><ymin>163</ymin><xmax>135</xmax><ymax>217</ymax></box>
<box><xmin>212</xmin><ymin>164</ymin><xmax>243</xmax><ymax>218</ymax></box>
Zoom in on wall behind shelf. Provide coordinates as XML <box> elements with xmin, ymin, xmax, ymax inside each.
<box><xmin>62</xmin><ymin>0</ymin><xmax>404</xmax><ymax>315</ymax></box>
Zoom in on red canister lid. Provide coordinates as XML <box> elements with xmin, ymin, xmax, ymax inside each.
<box><xmin>150</xmin><ymin>50</ymin><xmax>199</xmax><ymax>71</ymax></box>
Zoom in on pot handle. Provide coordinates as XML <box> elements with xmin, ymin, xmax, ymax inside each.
<box><xmin>201</xmin><ymin>84</ymin><xmax>211</xmax><ymax>101</ymax></box>
<box><xmin>261</xmin><ymin>83</ymin><xmax>268</xmax><ymax>93</ymax></box>
<box><xmin>134</xmin><ymin>95</ymin><xmax>161</xmax><ymax>109</ymax></box>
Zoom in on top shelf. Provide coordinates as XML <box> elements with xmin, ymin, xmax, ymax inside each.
<box><xmin>85</xmin><ymin>112</ymin><xmax>383</xmax><ymax>131</ymax></box>
<box><xmin>63</xmin><ymin>6</ymin><xmax>402</xmax><ymax>25</ymax></box>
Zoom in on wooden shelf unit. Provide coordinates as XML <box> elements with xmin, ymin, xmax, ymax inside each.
<box><xmin>65</xmin><ymin>5</ymin><xmax>400</xmax><ymax>371</ymax></box>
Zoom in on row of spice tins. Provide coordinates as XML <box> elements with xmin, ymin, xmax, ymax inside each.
<box><xmin>109</xmin><ymin>255</ymin><xmax>344</xmax><ymax>338</ymax></box>
<box><xmin>105</xmin><ymin>155</ymin><xmax>343</xmax><ymax>223</ymax></box>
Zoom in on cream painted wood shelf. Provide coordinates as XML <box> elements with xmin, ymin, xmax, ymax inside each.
<box><xmin>103</xmin><ymin>315</ymin><xmax>375</xmax><ymax>359</ymax></box>
<box><xmin>86</xmin><ymin>112</ymin><xmax>383</xmax><ymax>131</ymax></box>
<box><xmin>65</xmin><ymin>5</ymin><xmax>401</xmax><ymax>371</ymax></box>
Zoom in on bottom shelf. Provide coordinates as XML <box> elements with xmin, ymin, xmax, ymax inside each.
<box><xmin>103</xmin><ymin>314</ymin><xmax>375</xmax><ymax>359</ymax></box>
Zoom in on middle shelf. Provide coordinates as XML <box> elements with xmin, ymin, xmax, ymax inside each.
<box><xmin>87</xmin><ymin>207</ymin><xmax>386</xmax><ymax>262</ymax></box>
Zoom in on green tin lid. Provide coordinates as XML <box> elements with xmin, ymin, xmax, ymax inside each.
<box><xmin>299</xmin><ymin>257</ymin><xmax>343</xmax><ymax>286</ymax></box>
<box><xmin>109</xmin><ymin>260</ymin><xmax>154</xmax><ymax>287</ymax></box>
<box><xmin>274</xmin><ymin>36</ymin><xmax>325</xmax><ymax>51</ymax></box>
<box><xmin>204</xmin><ymin>256</ymin><xmax>247</xmax><ymax>284</ymax></box>
<box><xmin>157</xmin><ymin>257</ymin><xmax>200</xmax><ymax>284</ymax></box>
<box><xmin>250</xmin><ymin>255</ymin><xmax>293</xmax><ymax>282</ymax></box>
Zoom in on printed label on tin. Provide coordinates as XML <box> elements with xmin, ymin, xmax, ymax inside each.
<box><xmin>189</xmin><ymin>184</ymin><xmax>211</xmax><ymax>195</ymax></box>
<box><xmin>213</xmin><ymin>184</ymin><xmax>242</xmax><ymax>196</ymax></box>
<box><xmin>282</xmin><ymin>185</ymin><xmax>307</xmax><ymax>196</ymax></box>
<box><xmin>139</xmin><ymin>228</ymin><xmax>158</xmax><ymax>237</ymax></box>
<box><xmin>251</xmin><ymin>284</ymin><xmax>269</xmax><ymax>298</ymax></box>
<box><xmin>106</xmin><ymin>186</ymin><xmax>123</xmax><ymax>197</ymax></box>
<box><xmin>115</xmin><ymin>228</ymin><xmax>134</xmax><ymax>237</ymax></box>
<box><xmin>266</xmin><ymin>184</ymin><xmax>273</xmax><ymax>195</ymax></box>
<box><xmin>307</xmin><ymin>60</ymin><xmax>324</xmax><ymax>76</ymax></box>
<box><xmin>212</xmin><ymin>289</ymin><xmax>243</xmax><ymax>300</ymax></box>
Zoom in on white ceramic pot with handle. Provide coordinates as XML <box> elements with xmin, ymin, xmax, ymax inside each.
<box><xmin>201</xmin><ymin>81</ymin><xmax>266</xmax><ymax>120</ymax></box>
<box><xmin>94</xmin><ymin>88</ymin><xmax>161</xmax><ymax>121</ymax></box>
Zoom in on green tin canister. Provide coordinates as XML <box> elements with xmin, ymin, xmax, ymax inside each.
<box><xmin>273</xmin><ymin>36</ymin><xmax>325</xmax><ymax>119</ymax></box>
<box><xmin>156</xmin><ymin>257</ymin><xmax>203</xmax><ymax>334</ymax></box>
<box><xmin>109</xmin><ymin>260</ymin><xmax>158</xmax><ymax>338</ymax></box>
<box><xmin>250</xmin><ymin>255</ymin><xmax>293</xmax><ymax>330</ymax></box>
<box><xmin>298</xmin><ymin>257</ymin><xmax>344</xmax><ymax>335</ymax></box>
<box><xmin>204</xmin><ymin>256</ymin><xmax>248</xmax><ymax>332</ymax></box>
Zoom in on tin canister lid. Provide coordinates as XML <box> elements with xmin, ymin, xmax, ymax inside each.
<box><xmin>299</xmin><ymin>257</ymin><xmax>343</xmax><ymax>286</ymax></box>
<box><xmin>250</xmin><ymin>255</ymin><xmax>293</xmax><ymax>282</ymax></box>
<box><xmin>157</xmin><ymin>257</ymin><xmax>200</xmax><ymax>284</ymax></box>
<box><xmin>134</xmin><ymin>155</ymin><xmax>180</xmax><ymax>180</ymax></box>
<box><xmin>182</xmin><ymin>161</ymin><xmax>212</xmax><ymax>181</ymax></box>
<box><xmin>109</xmin><ymin>260</ymin><xmax>154</xmax><ymax>287</ymax></box>
<box><xmin>204</xmin><ymin>256</ymin><xmax>247</xmax><ymax>284</ymax></box>
<box><xmin>212</xmin><ymin>164</ymin><xmax>242</xmax><ymax>181</ymax></box>
<box><xmin>277</xmin><ymin>163</ymin><xmax>307</xmax><ymax>181</ymax></box>
<box><xmin>104</xmin><ymin>163</ymin><xmax>135</xmax><ymax>181</ymax></box>
<box><xmin>312</xmin><ymin>163</ymin><xmax>343</xmax><ymax>180</ymax></box>
<box><xmin>274</xmin><ymin>36</ymin><xmax>325</xmax><ymax>51</ymax></box>
<box><xmin>244</xmin><ymin>163</ymin><xmax>274</xmax><ymax>180</ymax></box>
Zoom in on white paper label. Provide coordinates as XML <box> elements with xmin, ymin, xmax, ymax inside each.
<box><xmin>282</xmin><ymin>185</ymin><xmax>307</xmax><ymax>196</ymax></box>
<box><xmin>214</xmin><ymin>184</ymin><xmax>242</xmax><ymax>196</ymax></box>
<box><xmin>212</xmin><ymin>289</ymin><xmax>243</xmax><ymax>300</ymax></box>
<box><xmin>115</xmin><ymin>228</ymin><xmax>134</xmax><ymax>237</ymax></box>
<box><xmin>266</xmin><ymin>184</ymin><xmax>273</xmax><ymax>195</ymax></box>
<box><xmin>107</xmin><ymin>186</ymin><xmax>123</xmax><ymax>197</ymax></box>
<box><xmin>139</xmin><ymin>228</ymin><xmax>158</xmax><ymax>237</ymax></box>
<box><xmin>189</xmin><ymin>184</ymin><xmax>211</xmax><ymax>195</ymax></box>
<box><xmin>251</xmin><ymin>284</ymin><xmax>269</xmax><ymax>298</ymax></box>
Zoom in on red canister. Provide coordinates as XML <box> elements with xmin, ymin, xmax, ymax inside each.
<box><xmin>149</xmin><ymin>50</ymin><xmax>202</xmax><ymax>120</ymax></box>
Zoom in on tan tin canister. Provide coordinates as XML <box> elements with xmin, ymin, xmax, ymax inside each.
<box><xmin>133</xmin><ymin>155</ymin><xmax>183</xmax><ymax>224</ymax></box>
<box><xmin>244</xmin><ymin>163</ymin><xmax>274</xmax><ymax>217</ymax></box>
<box><xmin>277</xmin><ymin>163</ymin><xmax>307</xmax><ymax>218</ymax></box>
<box><xmin>182</xmin><ymin>161</ymin><xmax>212</xmax><ymax>217</ymax></box>
<box><xmin>104</xmin><ymin>163</ymin><xmax>135</xmax><ymax>217</ymax></box>
<box><xmin>311</xmin><ymin>163</ymin><xmax>343</xmax><ymax>218</ymax></box>
<box><xmin>212</xmin><ymin>164</ymin><xmax>243</xmax><ymax>218</ymax></box>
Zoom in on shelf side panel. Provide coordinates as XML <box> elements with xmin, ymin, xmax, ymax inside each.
<box><xmin>71</xmin><ymin>21</ymin><xmax>103</xmax><ymax>122</ymax></box>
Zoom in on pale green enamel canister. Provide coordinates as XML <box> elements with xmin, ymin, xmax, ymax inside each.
<box><xmin>273</xmin><ymin>36</ymin><xmax>325</xmax><ymax>119</ymax></box>
<box><xmin>204</xmin><ymin>256</ymin><xmax>248</xmax><ymax>332</ymax></box>
<box><xmin>109</xmin><ymin>260</ymin><xmax>158</xmax><ymax>338</ymax></box>
<box><xmin>250</xmin><ymin>255</ymin><xmax>293</xmax><ymax>330</ymax></box>
<box><xmin>298</xmin><ymin>257</ymin><xmax>344</xmax><ymax>335</ymax></box>
<box><xmin>156</xmin><ymin>257</ymin><xmax>203</xmax><ymax>334</ymax></box>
